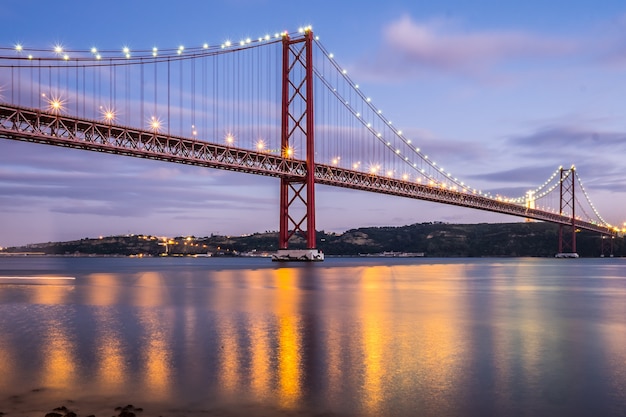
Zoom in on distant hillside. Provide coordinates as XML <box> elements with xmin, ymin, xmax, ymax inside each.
<box><xmin>0</xmin><ymin>222</ymin><xmax>622</xmax><ymax>257</ymax></box>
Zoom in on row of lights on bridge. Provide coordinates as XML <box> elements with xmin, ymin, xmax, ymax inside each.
<box><xmin>10</xmin><ymin>26</ymin><xmax>315</xmax><ymax>61</ymax></box>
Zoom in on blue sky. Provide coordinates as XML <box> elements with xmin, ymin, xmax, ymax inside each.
<box><xmin>1</xmin><ymin>0</ymin><xmax>625</xmax><ymax>246</ymax></box>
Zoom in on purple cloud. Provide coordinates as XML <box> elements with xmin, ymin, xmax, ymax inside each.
<box><xmin>357</xmin><ymin>15</ymin><xmax>576</xmax><ymax>80</ymax></box>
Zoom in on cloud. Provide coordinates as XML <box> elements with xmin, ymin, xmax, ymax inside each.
<box><xmin>507</xmin><ymin>124</ymin><xmax>626</xmax><ymax>153</ymax></box>
<box><xmin>357</xmin><ymin>15</ymin><xmax>576</xmax><ymax>80</ymax></box>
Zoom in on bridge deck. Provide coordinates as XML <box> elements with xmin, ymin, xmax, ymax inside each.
<box><xmin>0</xmin><ymin>103</ymin><xmax>615</xmax><ymax>237</ymax></box>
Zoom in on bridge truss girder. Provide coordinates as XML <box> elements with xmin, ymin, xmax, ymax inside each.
<box><xmin>0</xmin><ymin>103</ymin><xmax>616</xmax><ymax>240</ymax></box>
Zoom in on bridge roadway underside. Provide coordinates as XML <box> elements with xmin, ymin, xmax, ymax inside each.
<box><xmin>0</xmin><ymin>104</ymin><xmax>614</xmax><ymax>237</ymax></box>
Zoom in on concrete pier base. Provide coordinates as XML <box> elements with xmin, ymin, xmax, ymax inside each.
<box><xmin>271</xmin><ymin>249</ymin><xmax>324</xmax><ymax>262</ymax></box>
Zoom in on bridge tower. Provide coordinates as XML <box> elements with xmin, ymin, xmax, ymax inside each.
<box><xmin>557</xmin><ymin>166</ymin><xmax>577</xmax><ymax>257</ymax></box>
<box><xmin>272</xmin><ymin>29</ymin><xmax>323</xmax><ymax>261</ymax></box>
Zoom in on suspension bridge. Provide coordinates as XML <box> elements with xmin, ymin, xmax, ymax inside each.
<box><xmin>0</xmin><ymin>28</ymin><xmax>620</xmax><ymax>260</ymax></box>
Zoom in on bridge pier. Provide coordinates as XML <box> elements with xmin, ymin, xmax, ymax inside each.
<box><xmin>600</xmin><ymin>235</ymin><xmax>614</xmax><ymax>258</ymax></box>
<box><xmin>556</xmin><ymin>167</ymin><xmax>578</xmax><ymax>258</ymax></box>
<box><xmin>273</xmin><ymin>29</ymin><xmax>323</xmax><ymax>262</ymax></box>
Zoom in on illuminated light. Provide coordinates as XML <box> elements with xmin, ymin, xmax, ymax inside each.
<box><xmin>265</xmin><ymin>34</ymin><xmax>271</xmax><ymax>41</ymax></box>
<box><xmin>91</xmin><ymin>47</ymin><xmax>97</xmax><ymax>54</ymax></box>
<box><xmin>239</xmin><ymin>40</ymin><xmax>245</xmax><ymax>46</ymax></box>
<box><xmin>355</xmin><ymin>84</ymin><xmax>359</xmax><ymax>89</ymax></box>
<box><xmin>100</xmin><ymin>106</ymin><xmax>116</xmax><ymax>122</ymax></box>
<box><xmin>398</xmin><ymin>130</ymin><xmax>403</xmax><ymax>135</ymax></box>
<box><xmin>225</xmin><ymin>40</ymin><xmax>232</xmax><ymax>47</ymax></box>
<box><xmin>47</xmin><ymin>95</ymin><xmax>66</xmax><ymax>114</ymax></box>
<box><xmin>122</xmin><ymin>46</ymin><xmax>130</xmax><ymax>54</ymax></box>
<box><xmin>246</xmin><ymin>38</ymin><xmax>251</xmax><ymax>44</ymax></box>
<box><xmin>15</xmin><ymin>43</ymin><xmax>23</xmax><ymax>52</ymax></box>
<box><xmin>386</xmin><ymin>142</ymin><xmax>391</xmax><ymax>146</ymax></box>
<box><xmin>54</xmin><ymin>45</ymin><xmax>63</xmax><ymax>54</ymax></box>
<box><xmin>274</xmin><ymin>33</ymin><xmax>280</xmax><ymax>38</ymax></box>
<box><xmin>149</xmin><ymin>116</ymin><xmax>163</xmax><ymax>132</ymax></box>
<box><xmin>177</xmin><ymin>49</ymin><xmax>182</xmax><ymax>55</ymax></box>
<box><xmin>96</xmin><ymin>53</ymin><xmax>102</xmax><ymax>60</ymax></box>
<box><xmin>356</xmin><ymin>112</ymin><xmax>360</xmax><ymax>117</ymax></box>
<box><xmin>377</xmin><ymin>133</ymin><xmax>382</xmax><ymax>137</ymax></box>
<box><xmin>298</xmin><ymin>27</ymin><xmax>304</xmax><ymax>33</ymax></box>
<box><xmin>256</xmin><ymin>139</ymin><xmax>266</xmax><ymax>151</ymax></box>
<box><xmin>424</xmin><ymin>155</ymin><xmax>428</xmax><ymax>159</ymax></box>
<box><xmin>402</xmin><ymin>174</ymin><xmax>409</xmax><ymax>181</ymax></box>
<box><xmin>225</xmin><ymin>133</ymin><xmax>235</xmax><ymax>145</ymax></box>
<box><xmin>125</xmin><ymin>53</ymin><xmax>131</xmax><ymax>59</ymax></box>
<box><xmin>152</xmin><ymin>51</ymin><xmax>157</xmax><ymax>57</ymax></box>
<box><xmin>203</xmin><ymin>43</ymin><xmax>209</xmax><ymax>49</ymax></box>
<box><xmin>377</xmin><ymin>110</ymin><xmax>382</xmax><ymax>114</ymax></box>
<box><xmin>178</xmin><ymin>45</ymin><xmax>184</xmax><ymax>51</ymax></box>
<box><xmin>284</xmin><ymin>146</ymin><xmax>294</xmax><ymax>158</ymax></box>
<box><xmin>342</xmin><ymin>69</ymin><xmax>347</xmax><ymax>74</ymax></box>
<box><xmin>329</xmin><ymin>53</ymin><xmax>334</xmax><ymax>59</ymax></box>
<box><xmin>28</xmin><ymin>54</ymin><xmax>33</xmax><ymax>60</ymax></box>
<box><xmin>395</xmin><ymin>149</ymin><xmax>400</xmax><ymax>154</ymax></box>
<box><xmin>366</xmin><ymin>97</ymin><xmax>371</xmax><ymax>102</ymax></box>
<box><xmin>366</xmin><ymin>123</ymin><xmax>371</xmax><ymax>128</ymax></box>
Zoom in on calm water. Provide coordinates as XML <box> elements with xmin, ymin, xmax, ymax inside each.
<box><xmin>1</xmin><ymin>256</ymin><xmax>626</xmax><ymax>417</ymax></box>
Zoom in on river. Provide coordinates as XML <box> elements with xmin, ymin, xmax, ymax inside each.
<box><xmin>1</xmin><ymin>256</ymin><xmax>625</xmax><ymax>416</ymax></box>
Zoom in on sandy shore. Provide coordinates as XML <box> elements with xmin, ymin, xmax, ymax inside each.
<box><xmin>0</xmin><ymin>388</ymin><xmax>343</xmax><ymax>417</ymax></box>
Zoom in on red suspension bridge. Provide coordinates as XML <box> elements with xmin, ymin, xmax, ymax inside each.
<box><xmin>0</xmin><ymin>28</ymin><xmax>620</xmax><ymax>260</ymax></box>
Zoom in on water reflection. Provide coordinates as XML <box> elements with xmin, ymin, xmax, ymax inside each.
<box><xmin>95</xmin><ymin>309</ymin><xmax>128</xmax><ymax>391</ymax></box>
<box><xmin>1</xmin><ymin>258</ymin><xmax>626</xmax><ymax>416</ymax></box>
<box><xmin>41</xmin><ymin>311</ymin><xmax>77</xmax><ymax>389</ymax></box>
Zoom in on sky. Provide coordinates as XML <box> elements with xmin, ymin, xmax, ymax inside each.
<box><xmin>1</xmin><ymin>0</ymin><xmax>625</xmax><ymax>246</ymax></box>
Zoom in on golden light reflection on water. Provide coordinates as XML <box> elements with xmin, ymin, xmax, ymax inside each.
<box><xmin>275</xmin><ymin>267</ymin><xmax>302</xmax><ymax>409</ymax></box>
<box><xmin>41</xmin><ymin>319</ymin><xmax>76</xmax><ymax>389</ymax></box>
<box><xmin>86</xmin><ymin>273</ymin><xmax>122</xmax><ymax>305</ymax></box>
<box><xmin>244</xmin><ymin>270</ymin><xmax>275</xmax><ymax>400</ymax></box>
<box><xmin>137</xmin><ymin>308</ymin><xmax>173</xmax><ymax>399</ymax></box>
<box><xmin>217</xmin><ymin>312</ymin><xmax>241</xmax><ymax>397</ymax></box>
<box><xmin>358</xmin><ymin>267</ymin><xmax>387</xmax><ymax>415</ymax></box>
<box><xmin>0</xmin><ymin>344</ymin><xmax>14</xmax><ymax>392</ymax></box>
<box><xmin>134</xmin><ymin>272</ymin><xmax>170</xmax><ymax>307</ymax></box>
<box><xmin>31</xmin><ymin>283</ymin><xmax>74</xmax><ymax>305</ymax></box>
<box><xmin>357</xmin><ymin>264</ymin><xmax>471</xmax><ymax>416</ymax></box>
<box><xmin>94</xmin><ymin>310</ymin><xmax>127</xmax><ymax>392</ymax></box>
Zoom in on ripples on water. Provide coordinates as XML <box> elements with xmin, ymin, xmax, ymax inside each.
<box><xmin>1</xmin><ymin>257</ymin><xmax>626</xmax><ymax>417</ymax></box>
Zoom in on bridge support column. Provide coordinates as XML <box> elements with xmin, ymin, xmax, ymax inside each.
<box><xmin>557</xmin><ymin>166</ymin><xmax>578</xmax><ymax>257</ymax></box>
<box><xmin>273</xmin><ymin>30</ymin><xmax>323</xmax><ymax>262</ymax></box>
<box><xmin>600</xmin><ymin>235</ymin><xmax>614</xmax><ymax>258</ymax></box>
